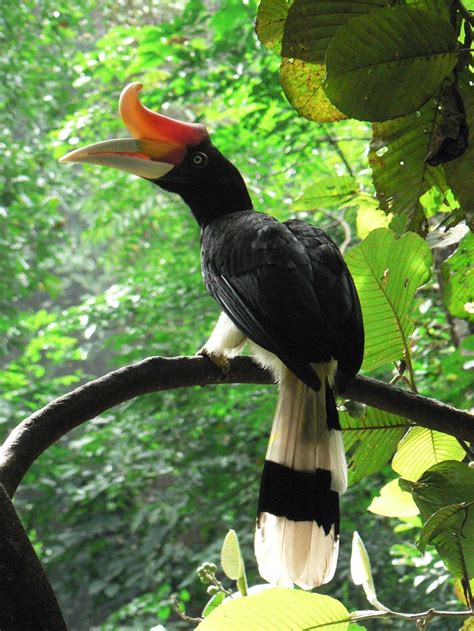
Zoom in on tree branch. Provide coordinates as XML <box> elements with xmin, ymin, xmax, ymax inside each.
<box><xmin>0</xmin><ymin>484</ymin><xmax>67</xmax><ymax>630</ymax></box>
<box><xmin>0</xmin><ymin>355</ymin><xmax>472</xmax><ymax>498</ymax></box>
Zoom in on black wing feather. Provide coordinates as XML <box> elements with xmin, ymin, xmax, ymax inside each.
<box><xmin>201</xmin><ymin>211</ymin><xmax>363</xmax><ymax>390</ymax></box>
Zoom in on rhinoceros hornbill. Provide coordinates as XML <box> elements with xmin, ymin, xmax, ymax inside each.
<box><xmin>61</xmin><ymin>83</ymin><xmax>364</xmax><ymax>589</ymax></box>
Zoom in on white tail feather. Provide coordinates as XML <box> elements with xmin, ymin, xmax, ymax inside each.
<box><xmin>255</xmin><ymin>514</ymin><xmax>338</xmax><ymax>588</ymax></box>
<box><xmin>265</xmin><ymin>365</ymin><xmax>345</xmax><ymax>489</ymax></box>
<box><xmin>255</xmin><ymin>363</ymin><xmax>346</xmax><ymax>588</ymax></box>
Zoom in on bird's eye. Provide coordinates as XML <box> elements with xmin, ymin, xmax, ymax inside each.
<box><xmin>191</xmin><ymin>152</ymin><xmax>208</xmax><ymax>168</ymax></box>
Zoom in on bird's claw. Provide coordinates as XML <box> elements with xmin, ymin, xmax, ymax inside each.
<box><xmin>198</xmin><ymin>348</ymin><xmax>231</xmax><ymax>378</ymax></box>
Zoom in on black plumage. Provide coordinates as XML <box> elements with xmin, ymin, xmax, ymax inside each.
<box><xmin>61</xmin><ymin>86</ymin><xmax>364</xmax><ymax>588</ymax></box>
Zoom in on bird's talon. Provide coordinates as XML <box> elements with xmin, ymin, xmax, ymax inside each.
<box><xmin>198</xmin><ymin>348</ymin><xmax>231</xmax><ymax>377</ymax></box>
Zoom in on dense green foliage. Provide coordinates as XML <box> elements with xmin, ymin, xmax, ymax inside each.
<box><xmin>1</xmin><ymin>0</ymin><xmax>473</xmax><ymax>629</ymax></box>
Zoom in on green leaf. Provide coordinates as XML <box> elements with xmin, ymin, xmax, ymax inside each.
<box><xmin>221</xmin><ymin>530</ymin><xmax>244</xmax><ymax>582</ymax></box>
<box><xmin>281</xmin><ymin>0</ymin><xmax>387</xmax><ymax>64</ymax></box>
<box><xmin>280</xmin><ymin>59</ymin><xmax>346</xmax><ymax>122</ymax></box>
<box><xmin>356</xmin><ymin>200</ymin><xmax>392</xmax><ymax>240</ymax></box>
<box><xmin>402</xmin><ymin>461</ymin><xmax>474</xmax><ymax>578</ymax></box>
<box><xmin>418</xmin><ymin>502</ymin><xmax>474</xmax><ymax>554</ymax></box>
<box><xmin>325</xmin><ymin>7</ymin><xmax>458</xmax><ymax>121</ymax></box>
<box><xmin>369</xmin><ymin>89</ymin><xmax>449</xmax><ymax>229</ymax></box>
<box><xmin>202</xmin><ymin>592</ymin><xmax>226</xmax><ymax>618</ymax></box>
<box><xmin>392</xmin><ymin>427</ymin><xmax>466</xmax><ymax>481</ymax></box>
<box><xmin>292</xmin><ymin>175</ymin><xmax>358</xmax><ymax>211</ymax></box>
<box><xmin>345</xmin><ymin>228</ymin><xmax>432</xmax><ymax>371</ymax></box>
<box><xmin>341</xmin><ymin>407</ymin><xmax>409</xmax><ymax>483</ymax></box>
<box><xmin>406</xmin><ymin>0</ymin><xmax>451</xmax><ymax>22</ymax></box>
<box><xmin>351</xmin><ymin>532</ymin><xmax>377</xmax><ymax>605</ymax></box>
<box><xmin>442</xmin><ymin>232</ymin><xmax>474</xmax><ymax>321</ymax></box>
<box><xmin>195</xmin><ymin>588</ymin><xmax>350</xmax><ymax>630</ymax></box>
<box><xmin>368</xmin><ymin>478</ymin><xmax>420</xmax><ymax>517</ymax></box>
<box><xmin>256</xmin><ymin>0</ymin><xmax>293</xmax><ymax>53</ymax></box>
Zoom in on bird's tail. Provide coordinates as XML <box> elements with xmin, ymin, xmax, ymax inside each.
<box><xmin>254</xmin><ymin>362</ymin><xmax>346</xmax><ymax>589</ymax></box>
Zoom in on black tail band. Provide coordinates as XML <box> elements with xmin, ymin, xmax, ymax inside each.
<box><xmin>257</xmin><ymin>460</ymin><xmax>340</xmax><ymax>535</ymax></box>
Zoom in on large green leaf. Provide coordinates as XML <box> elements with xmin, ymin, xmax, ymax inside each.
<box><xmin>325</xmin><ymin>7</ymin><xmax>458</xmax><ymax>121</ymax></box>
<box><xmin>369</xmin><ymin>93</ymin><xmax>449</xmax><ymax>230</ymax></box>
<box><xmin>280</xmin><ymin>59</ymin><xmax>345</xmax><ymax>122</ymax></box>
<box><xmin>442</xmin><ymin>232</ymin><xmax>474</xmax><ymax>322</ymax></box>
<box><xmin>341</xmin><ymin>407</ymin><xmax>409</xmax><ymax>483</ymax></box>
<box><xmin>195</xmin><ymin>588</ymin><xmax>350</xmax><ymax>630</ymax></box>
<box><xmin>392</xmin><ymin>427</ymin><xmax>466</xmax><ymax>481</ymax></box>
<box><xmin>406</xmin><ymin>0</ymin><xmax>451</xmax><ymax>22</ymax></box>
<box><xmin>281</xmin><ymin>0</ymin><xmax>387</xmax><ymax>64</ymax></box>
<box><xmin>418</xmin><ymin>502</ymin><xmax>474</xmax><ymax>554</ymax></box>
<box><xmin>345</xmin><ymin>228</ymin><xmax>432</xmax><ymax>371</ymax></box>
<box><xmin>402</xmin><ymin>461</ymin><xmax>474</xmax><ymax>579</ymax></box>
<box><xmin>368</xmin><ymin>478</ymin><xmax>419</xmax><ymax>517</ymax></box>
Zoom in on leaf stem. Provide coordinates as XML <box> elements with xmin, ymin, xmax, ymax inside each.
<box><xmin>350</xmin><ymin>605</ymin><xmax>473</xmax><ymax>625</ymax></box>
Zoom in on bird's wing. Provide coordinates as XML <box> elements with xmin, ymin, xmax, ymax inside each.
<box><xmin>201</xmin><ymin>212</ymin><xmax>335</xmax><ymax>389</ymax></box>
<box><xmin>284</xmin><ymin>219</ymin><xmax>364</xmax><ymax>384</ymax></box>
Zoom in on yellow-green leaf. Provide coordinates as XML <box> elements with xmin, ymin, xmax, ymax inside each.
<box><xmin>345</xmin><ymin>228</ymin><xmax>432</xmax><ymax>371</ymax></box>
<box><xmin>221</xmin><ymin>530</ymin><xmax>244</xmax><ymax>581</ymax></box>
<box><xmin>351</xmin><ymin>532</ymin><xmax>377</xmax><ymax>605</ymax></box>
<box><xmin>341</xmin><ymin>408</ymin><xmax>409</xmax><ymax>483</ymax></box>
<box><xmin>368</xmin><ymin>478</ymin><xmax>419</xmax><ymax>517</ymax></box>
<box><xmin>392</xmin><ymin>427</ymin><xmax>465</xmax><ymax>482</ymax></box>
<box><xmin>196</xmin><ymin>588</ymin><xmax>350</xmax><ymax>631</ymax></box>
<box><xmin>280</xmin><ymin>59</ymin><xmax>345</xmax><ymax>123</ymax></box>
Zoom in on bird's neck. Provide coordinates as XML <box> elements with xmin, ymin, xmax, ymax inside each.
<box><xmin>180</xmin><ymin>175</ymin><xmax>253</xmax><ymax>228</ymax></box>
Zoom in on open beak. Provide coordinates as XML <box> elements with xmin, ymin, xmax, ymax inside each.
<box><xmin>59</xmin><ymin>83</ymin><xmax>208</xmax><ymax>179</ymax></box>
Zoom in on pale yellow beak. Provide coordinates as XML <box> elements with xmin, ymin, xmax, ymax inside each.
<box><xmin>59</xmin><ymin>137</ymin><xmax>187</xmax><ymax>179</ymax></box>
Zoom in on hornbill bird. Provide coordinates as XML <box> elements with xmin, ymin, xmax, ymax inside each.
<box><xmin>60</xmin><ymin>83</ymin><xmax>364</xmax><ymax>589</ymax></box>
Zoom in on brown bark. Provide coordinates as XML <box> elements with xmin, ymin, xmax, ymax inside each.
<box><xmin>0</xmin><ymin>355</ymin><xmax>472</xmax><ymax>499</ymax></box>
<box><xmin>0</xmin><ymin>484</ymin><xmax>67</xmax><ymax>630</ymax></box>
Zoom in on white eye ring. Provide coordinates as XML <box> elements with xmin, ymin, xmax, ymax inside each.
<box><xmin>192</xmin><ymin>152</ymin><xmax>208</xmax><ymax>167</ymax></box>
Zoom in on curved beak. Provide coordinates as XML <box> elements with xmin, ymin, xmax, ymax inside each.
<box><xmin>59</xmin><ymin>137</ymin><xmax>186</xmax><ymax>179</ymax></box>
<box><xmin>59</xmin><ymin>82</ymin><xmax>209</xmax><ymax>180</ymax></box>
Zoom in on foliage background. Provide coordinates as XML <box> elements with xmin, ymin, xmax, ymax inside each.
<box><xmin>1</xmin><ymin>0</ymin><xmax>472</xmax><ymax>629</ymax></box>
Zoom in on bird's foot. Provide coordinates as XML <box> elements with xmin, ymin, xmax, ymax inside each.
<box><xmin>197</xmin><ymin>347</ymin><xmax>231</xmax><ymax>379</ymax></box>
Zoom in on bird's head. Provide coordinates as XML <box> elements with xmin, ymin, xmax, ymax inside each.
<box><xmin>60</xmin><ymin>83</ymin><xmax>252</xmax><ymax>225</ymax></box>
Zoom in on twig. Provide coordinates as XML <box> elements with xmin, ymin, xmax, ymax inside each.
<box><xmin>324</xmin><ymin>210</ymin><xmax>352</xmax><ymax>254</ymax></box>
<box><xmin>0</xmin><ymin>355</ymin><xmax>472</xmax><ymax>498</ymax></box>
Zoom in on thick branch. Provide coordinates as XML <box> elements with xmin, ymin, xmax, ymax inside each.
<box><xmin>0</xmin><ymin>355</ymin><xmax>472</xmax><ymax>498</ymax></box>
<box><xmin>0</xmin><ymin>484</ymin><xmax>67</xmax><ymax>630</ymax></box>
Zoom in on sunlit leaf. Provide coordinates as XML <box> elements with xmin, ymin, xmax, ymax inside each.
<box><xmin>351</xmin><ymin>532</ymin><xmax>377</xmax><ymax>605</ymax></box>
<box><xmin>345</xmin><ymin>228</ymin><xmax>432</xmax><ymax>371</ymax></box>
<box><xmin>195</xmin><ymin>588</ymin><xmax>350</xmax><ymax>630</ymax></box>
<box><xmin>256</xmin><ymin>0</ymin><xmax>293</xmax><ymax>53</ymax></box>
<box><xmin>356</xmin><ymin>201</ymin><xmax>391</xmax><ymax>240</ymax></box>
<box><xmin>325</xmin><ymin>7</ymin><xmax>457</xmax><ymax>121</ymax></box>
<box><xmin>368</xmin><ymin>478</ymin><xmax>419</xmax><ymax>518</ymax></box>
<box><xmin>280</xmin><ymin>59</ymin><xmax>345</xmax><ymax>123</ymax></box>
<box><xmin>392</xmin><ymin>427</ymin><xmax>465</xmax><ymax>481</ymax></box>
<box><xmin>341</xmin><ymin>408</ymin><xmax>409</xmax><ymax>483</ymax></box>
<box><xmin>442</xmin><ymin>232</ymin><xmax>474</xmax><ymax>322</ymax></box>
<box><xmin>221</xmin><ymin>530</ymin><xmax>244</xmax><ymax>581</ymax></box>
